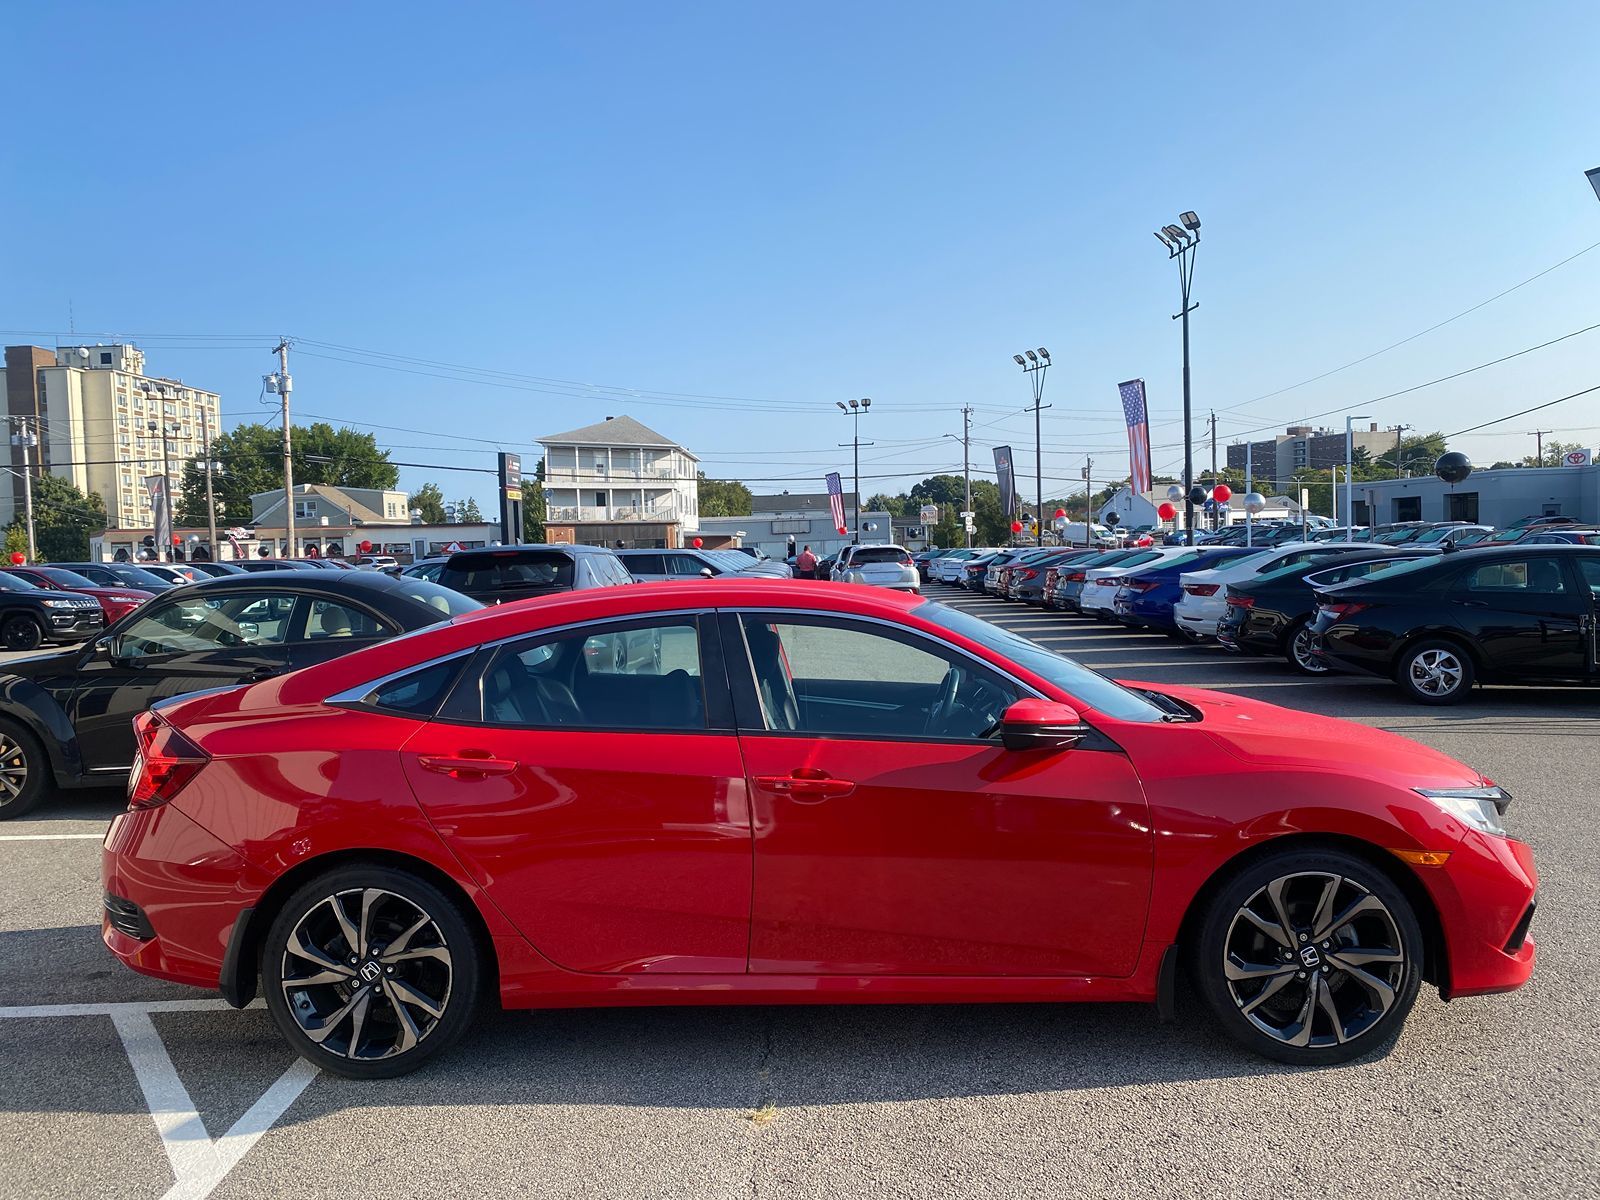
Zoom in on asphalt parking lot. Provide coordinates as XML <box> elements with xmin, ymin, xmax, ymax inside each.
<box><xmin>2</xmin><ymin>601</ymin><xmax>1597</xmax><ymax>1200</ymax></box>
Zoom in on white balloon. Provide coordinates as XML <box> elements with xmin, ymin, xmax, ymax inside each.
<box><xmin>1243</xmin><ymin>492</ymin><xmax>1267</xmax><ymax>514</ymax></box>
<box><xmin>1166</xmin><ymin>484</ymin><xmax>1184</xmax><ymax>502</ymax></box>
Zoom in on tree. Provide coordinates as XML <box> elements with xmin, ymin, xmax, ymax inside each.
<box><xmin>1522</xmin><ymin>439</ymin><xmax>1585</xmax><ymax>468</ymax></box>
<box><xmin>1369</xmin><ymin>431</ymin><xmax>1447</xmax><ymax>478</ymax></box>
<box><xmin>179</xmin><ymin>422</ymin><xmax>398</xmax><ymax>523</ymax></box>
<box><xmin>697</xmin><ymin>472</ymin><xmax>752</xmax><ymax>517</ymax></box>
<box><xmin>522</xmin><ymin>479</ymin><xmax>546</xmax><ymax>542</ymax></box>
<box><xmin>866</xmin><ymin>492</ymin><xmax>913</xmax><ymax>518</ymax></box>
<box><xmin>408</xmin><ymin>483</ymin><xmax>447</xmax><ymax>524</ymax></box>
<box><xmin>908</xmin><ymin>475</ymin><xmax>967</xmax><ymax>508</ymax></box>
<box><xmin>17</xmin><ymin>475</ymin><xmax>109</xmax><ymax>561</ymax></box>
<box><xmin>455</xmin><ymin>497</ymin><xmax>484</xmax><ymax>523</ymax></box>
<box><xmin>3</xmin><ymin>526</ymin><xmax>26</xmax><ymax>560</ymax></box>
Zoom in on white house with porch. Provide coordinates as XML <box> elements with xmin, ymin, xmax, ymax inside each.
<box><xmin>538</xmin><ymin>415</ymin><xmax>700</xmax><ymax>548</ymax></box>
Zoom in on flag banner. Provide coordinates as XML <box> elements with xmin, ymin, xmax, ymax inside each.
<box><xmin>993</xmin><ymin>446</ymin><xmax>1016</xmax><ymax>517</ymax></box>
<box><xmin>1118</xmin><ymin>379</ymin><xmax>1152</xmax><ymax>494</ymax></box>
<box><xmin>824</xmin><ymin>472</ymin><xmax>847</xmax><ymax>533</ymax></box>
<box><xmin>145</xmin><ymin>475</ymin><xmax>172</xmax><ymax>555</ymax></box>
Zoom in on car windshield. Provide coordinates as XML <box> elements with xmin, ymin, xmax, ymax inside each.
<box><xmin>395</xmin><ymin>578</ymin><xmax>485</xmax><ymax>618</ymax></box>
<box><xmin>33</xmin><ymin>567</ymin><xmax>100</xmax><ymax>589</ymax></box>
<box><xmin>917</xmin><ymin>603</ymin><xmax>1167</xmax><ymax>723</ymax></box>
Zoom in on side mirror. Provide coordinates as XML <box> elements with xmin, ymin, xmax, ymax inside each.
<box><xmin>999</xmin><ymin>698</ymin><xmax>1086</xmax><ymax>752</ymax></box>
<box><xmin>700</xmin><ymin>567</ymin><xmax>714</xmax><ymax>578</ymax></box>
<box><xmin>91</xmin><ymin>635</ymin><xmax>113</xmax><ymax>660</ymax></box>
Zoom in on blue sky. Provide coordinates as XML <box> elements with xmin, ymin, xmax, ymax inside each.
<box><xmin>3</xmin><ymin>2</ymin><xmax>1598</xmax><ymax>511</ymax></box>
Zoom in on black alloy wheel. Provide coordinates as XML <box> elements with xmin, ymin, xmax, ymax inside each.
<box><xmin>263</xmin><ymin>865</ymin><xmax>480</xmax><ymax>1079</ymax></box>
<box><xmin>0</xmin><ymin>721</ymin><xmax>47</xmax><ymax>819</ymax></box>
<box><xmin>1192</xmin><ymin>848</ymin><xmax>1423</xmax><ymax>1065</ymax></box>
<box><xmin>1</xmin><ymin>615</ymin><xmax>44</xmax><ymax>652</ymax></box>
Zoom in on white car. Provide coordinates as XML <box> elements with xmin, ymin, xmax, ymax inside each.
<box><xmin>1173</xmin><ymin>542</ymin><xmax>1390</xmax><ymax>640</ymax></box>
<box><xmin>931</xmin><ymin>549</ymin><xmax>996</xmax><ymax>584</ymax></box>
<box><xmin>1076</xmin><ymin>547</ymin><xmax>1192</xmax><ymax>618</ymax></box>
<box><xmin>835</xmin><ymin>544</ymin><xmax>920</xmax><ymax>593</ymax></box>
<box><xmin>351</xmin><ymin>554</ymin><xmax>401</xmax><ymax>574</ymax></box>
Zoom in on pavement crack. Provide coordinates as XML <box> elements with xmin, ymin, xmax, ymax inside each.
<box><xmin>745</xmin><ymin>1015</ymin><xmax>777</xmax><ymax>1199</ymax></box>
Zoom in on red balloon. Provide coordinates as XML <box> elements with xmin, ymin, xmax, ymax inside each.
<box><xmin>1212</xmin><ymin>484</ymin><xmax>1232</xmax><ymax>503</ymax></box>
<box><xmin>836</xmin><ymin>526</ymin><xmax>847</xmax><ymax>535</ymax></box>
<box><xmin>1010</xmin><ymin>520</ymin><xmax>1023</xmax><ymax>533</ymax></box>
<box><xmin>692</xmin><ymin>537</ymin><xmax>703</xmax><ymax>549</ymax></box>
<box><xmin>1053</xmin><ymin>508</ymin><xmax>1066</xmax><ymax>519</ymax></box>
<box><xmin>1157</xmin><ymin>502</ymin><xmax>1177</xmax><ymax>521</ymax></box>
<box><xmin>359</xmin><ymin>540</ymin><xmax>373</xmax><ymax>553</ymax></box>
<box><xmin>7</xmin><ymin>552</ymin><xmax>22</xmax><ymax>566</ymax></box>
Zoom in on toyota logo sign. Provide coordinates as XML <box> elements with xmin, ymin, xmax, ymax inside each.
<box><xmin>1562</xmin><ymin>449</ymin><xmax>1592</xmax><ymax>467</ymax></box>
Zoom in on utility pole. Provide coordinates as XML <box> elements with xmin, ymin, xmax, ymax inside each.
<box><xmin>1531</xmin><ymin>429</ymin><xmax>1552</xmax><ymax>467</ymax></box>
<box><xmin>1208</xmin><ymin>410</ymin><xmax>1217</xmax><ymax>531</ymax></box>
<box><xmin>1080</xmin><ymin>458</ymin><xmax>1094</xmax><ymax>548</ymax></box>
<box><xmin>961</xmin><ymin>405</ymin><xmax>972</xmax><ymax>549</ymax></box>
<box><xmin>201</xmin><ymin>406</ymin><xmax>219</xmax><ymax>561</ymax></box>
<box><xmin>1154</xmin><ymin>213</ymin><xmax>1201</xmax><ymax>545</ymax></box>
<box><xmin>9</xmin><ymin>417</ymin><xmax>37</xmax><ymax>561</ymax></box>
<box><xmin>1388</xmin><ymin>424</ymin><xmax>1412</xmax><ymax>479</ymax></box>
<box><xmin>273</xmin><ymin>340</ymin><xmax>295</xmax><ymax>558</ymax></box>
<box><xmin>1013</xmin><ymin>350</ymin><xmax>1051</xmax><ymax>544</ymax></box>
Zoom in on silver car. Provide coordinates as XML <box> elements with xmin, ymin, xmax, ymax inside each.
<box><xmin>835</xmin><ymin>544</ymin><xmax>920</xmax><ymax>593</ymax></box>
<box><xmin>616</xmin><ymin>548</ymin><xmax>791</xmax><ymax>582</ymax></box>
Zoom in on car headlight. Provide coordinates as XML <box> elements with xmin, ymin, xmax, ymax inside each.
<box><xmin>1415</xmin><ymin>785</ymin><xmax>1511</xmax><ymax>837</ymax></box>
<box><xmin>42</xmin><ymin>598</ymin><xmax>75</xmax><ymax>608</ymax></box>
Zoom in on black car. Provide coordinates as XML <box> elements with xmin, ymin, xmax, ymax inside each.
<box><xmin>0</xmin><ymin>572</ymin><xmax>481</xmax><ymax>818</ymax></box>
<box><xmin>436</xmin><ymin>543</ymin><xmax>634</xmax><ymax>605</ymax></box>
<box><xmin>1308</xmin><ymin>545</ymin><xmax>1600</xmax><ymax>704</ymax></box>
<box><xmin>52</xmin><ymin>562</ymin><xmax>181</xmax><ymax>592</ymax></box>
<box><xmin>0</xmin><ymin>572</ymin><xmax>105</xmax><ymax>651</ymax></box>
<box><xmin>183</xmin><ymin>561</ymin><xmax>249</xmax><ymax>577</ymax></box>
<box><xmin>1216</xmin><ymin>548</ymin><xmax>1435</xmax><ymax>674</ymax></box>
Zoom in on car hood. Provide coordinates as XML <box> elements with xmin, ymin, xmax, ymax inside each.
<box><xmin>0</xmin><ymin>646</ymin><xmax>81</xmax><ymax>679</ymax></box>
<box><xmin>1125</xmin><ymin>680</ymin><xmax>1482</xmax><ymax>787</ymax></box>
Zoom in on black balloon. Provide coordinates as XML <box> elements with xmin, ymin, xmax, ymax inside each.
<box><xmin>1435</xmin><ymin>452</ymin><xmax>1472</xmax><ymax>484</ymax></box>
<box><xmin>1187</xmin><ymin>484</ymin><xmax>1210</xmax><ymax>506</ymax></box>
<box><xmin>1104</xmin><ymin>511</ymin><xmax>1122</xmax><ymax>526</ymax></box>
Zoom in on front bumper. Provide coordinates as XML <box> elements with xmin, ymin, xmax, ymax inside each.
<box><xmin>1427</xmin><ymin>833</ymin><xmax>1539</xmax><ymax>999</ymax></box>
<box><xmin>45</xmin><ymin>609</ymin><xmax>105</xmax><ymax>642</ymax></box>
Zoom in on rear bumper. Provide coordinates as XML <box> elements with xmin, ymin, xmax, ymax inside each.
<box><xmin>101</xmin><ymin>804</ymin><xmax>259</xmax><ymax>991</ymax></box>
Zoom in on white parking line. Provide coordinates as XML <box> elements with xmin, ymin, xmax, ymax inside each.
<box><xmin>2</xmin><ymin>998</ymin><xmax>318</xmax><ymax>1200</ymax></box>
<box><xmin>0</xmin><ymin>832</ymin><xmax>105</xmax><ymax>842</ymax></box>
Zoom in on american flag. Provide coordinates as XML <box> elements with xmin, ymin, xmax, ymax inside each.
<box><xmin>824</xmin><ymin>471</ymin><xmax>847</xmax><ymax>533</ymax></box>
<box><xmin>1118</xmin><ymin>379</ymin><xmax>1152</xmax><ymax>494</ymax></box>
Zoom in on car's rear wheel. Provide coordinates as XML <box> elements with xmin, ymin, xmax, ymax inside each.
<box><xmin>1397</xmin><ymin>640</ymin><xmax>1475</xmax><ymax>704</ymax></box>
<box><xmin>262</xmin><ymin>865</ymin><xmax>481</xmax><ymax>1079</ymax></box>
<box><xmin>1285</xmin><ymin>620</ymin><xmax>1329</xmax><ymax>675</ymax></box>
<box><xmin>1</xmin><ymin>615</ymin><xmax>44</xmax><ymax>652</ymax></box>
<box><xmin>1192</xmin><ymin>848</ymin><xmax>1423</xmax><ymax>1065</ymax></box>
<box><xmin>0</xmin><ymin>721</ymin><xmax>48</xmax><ymax>820</ymax></box>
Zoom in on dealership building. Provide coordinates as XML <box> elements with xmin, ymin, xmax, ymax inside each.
<box><xmin>1348</xmin><ymin>462</ymin><xmax>1599</xmax><ymax>528</ymax></box>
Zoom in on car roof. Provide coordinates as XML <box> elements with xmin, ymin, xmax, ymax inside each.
<box><xmin>446</xmin><ymin>543</ymin><xmax>614</xmax><ymax>563</ymax></box>
<box><xmin>161</xmin><ymin>570</ymin><xmax>430</xmax><ymax>596</ymax></box>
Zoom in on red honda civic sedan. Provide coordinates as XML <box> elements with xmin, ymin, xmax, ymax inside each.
<box><xmin>102</xmin><ymin>581</ymin><xmax>1537</xmax><ymax>1078</ymax></box>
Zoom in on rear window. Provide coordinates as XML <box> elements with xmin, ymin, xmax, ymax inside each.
<box><xmin>1356</xmin><ymin>556</ymin><xmax>1443</xmax><ymax>585</ymax></box>
<box><xmin>396</xmin><ymin>579</ymin><xmax>484</xmax><ymax>617</ymax></box>
<box><xmin>851</xmin><ymin>547</ymin><xmax>907</xmax><ymax>564</ymax></box>
<box><xmin>440</xmin><ymin>551</ymin><xmax>573</xmax><ymax>592</ymax></box>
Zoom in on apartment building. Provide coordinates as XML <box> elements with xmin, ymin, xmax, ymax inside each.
<box><xmin>1226</xmin><ymin>422</ymin><xmax>1397</xmax><ymax>487</ymax></box>
<box><xmin>1</xmin><ymin>342</ymin><xmax>222</xmax><ymax>528</ymax></box>
<box><xmin>538</xmin><ymin>415</ymin><xmax>700</xmax><ymax>548</ymax></box>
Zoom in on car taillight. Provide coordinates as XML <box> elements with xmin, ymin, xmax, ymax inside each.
<box><xmin>1183</xmin><ymin>583</ymin><xmax>1219</xmax><ymax>597</ymax></box>
<box><xmin>1321</xmin><ymin>601</ymin><xmax>1369</xmax><ymax>621</ymax></box>
<box><xmin>899</xmin><ymin>555</ymin><xmax>913</xmax><ymax>566</ymax></box>
<box><xmin>127</xmin><ymin>711</ymin><xmax>210</xmax><ymax>810</ymax></box>
<box><xmin>1063</xmin><ymin>571</ymin><xmax>1086</xmax><ymax>582</ymax></box>
<box><xmin>1016</xmin><ymin>568</ymin><xmax>1037</xmax><ymax>581</ymax></box>
<box><xmin>1125</xmin><ymin>579</ymin><xmax>1160</xmax><ymax>593</ymax></box>
<box><xmin>1229</xmin><ymin>594</ymin><xmax>1256</xmax><ymax>609</ymax></box>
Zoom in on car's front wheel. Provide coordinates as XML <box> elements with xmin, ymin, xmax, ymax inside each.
<box><xmin>1191</xmin><ymin>848</ymin><xmax>1423</xmax><ymax>1065</ymax></box>
<box><xmin>1397</xmin><ymin>640</ymin><xmax>1475</xmax><ymax>704</ymax></box>
<box><xmin>262</xmin><ymin>865</ymin><xmax>481</xmax><ymax>1079</ymax></box>
<box><xmin>1</xmin><ymin>615</ymin><xmax>44</xmax><ymax>652</ymax></box>
<box><xmin>0</xmin><ymin>720</ymin><xmax>48</xmax><ymax>820</ymax></box>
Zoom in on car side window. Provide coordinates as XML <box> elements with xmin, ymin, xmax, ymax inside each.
<box><xmin>302</xmin><ymin>599</ymin><xmax>390</xmax><ymax>641</ymax></box>
<box><xmin>625</xmin><ymin>553</ymin><xmax>664</xmax><ymax>575</ymax></box>
<box><xmin>1578</xmin><ymin>559</ymin><xmax>1600</xmax><ymax>598</ymax></box>
<box><xmin>1463</xmin><ymin>559</ymin><xmax>1566</xmax><ymax>595</ymax></box>
<box><xmin>665</xmin><ymin>554</ymin><xmax>706</xmax><ymax>578</ymax></box>
<box><xmin>737</xmin><ymin>616</ymin><xmax>1019</xmax><ymax>742</ymax></box>
<box><xmin>115</xmin><ymin>593</ymin><xmax>295</xmax><ymax>659</ymax></box>
<box><xmin>472</xmin><ymin>619</ymin><xmax>706</xmax><ymax>730</ymax></box>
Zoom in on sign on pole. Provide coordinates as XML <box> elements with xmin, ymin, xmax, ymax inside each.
<box><xmin>1561</xmin><ymin>449</ymin><xmax>1592</xmax><ymax>467</ymax></box>
<box><xmin>918</xmin><ymin>504</ymin><xmax>939</xmax><ymax>523</ymax></box>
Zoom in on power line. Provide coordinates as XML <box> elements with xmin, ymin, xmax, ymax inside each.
<box><xmin>1444</xmin><ymin>384</ymin><xmax>1600</xmax><ymax>439</ymax></box>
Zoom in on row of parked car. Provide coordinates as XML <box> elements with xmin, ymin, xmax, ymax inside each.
<box><xmin>918</xmin><ymin>516</ymin><xmax>1600</xmax><ymax>705</ymax></box>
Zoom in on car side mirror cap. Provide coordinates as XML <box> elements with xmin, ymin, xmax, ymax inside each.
<box><xmin>700</xmin><ymin>567</ymin><xmax>714</xmax><ymax>578</ymax></box>
<box><xmin>999</xmin><ymin>698</ymin><xmax>1086</xmax><ymax>752</ymax></box>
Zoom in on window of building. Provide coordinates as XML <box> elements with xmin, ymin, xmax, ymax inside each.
<box><xmin>99</xmin><ymin>352</ymin><xmax>112</xmax><ymax>365</ymax></box>
<box><xmin>1394</xmin><ymin>497</ymin><xmax>1421</xmax><ymax>521</ymax></box>
<box><xmin>295</xmin><ymin>500</ymin><xmax>317</xmax><ymax>519</ymax></box>
<box><xmin>1446</xmin><ymin>492</ymin><xmax>1479</xmax><ymax>523</ymax></box>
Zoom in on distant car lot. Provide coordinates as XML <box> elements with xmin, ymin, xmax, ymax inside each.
<box><xmin>0</xmin><ymin>594</ymin><xmax>1595</xmax><ymax>1199</ymax></box>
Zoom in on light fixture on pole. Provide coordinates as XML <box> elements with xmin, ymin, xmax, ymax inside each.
<box><xmin>1154</xmin><ymin>210</ymin><xmax>1201</xmax><ymax>543</ymax></box>
<box><xmin>1013</xmin><ymin>348</ymin><xmax>1051</xmax><ymax>544</ymax></box>
<box><xmin>1344</xmin><ymin>414</ymin><xmax>1371</xmax><ymax>533</ymax></box>
<box><xmin>836</xmin><ymin>398</ymin><xmax>872</xmax><ymax>543</ymax></box>
<box><xmin>1587</xmin><ymin>166</ymin><xmax>1600</xmax><ymax>204</ymax></box>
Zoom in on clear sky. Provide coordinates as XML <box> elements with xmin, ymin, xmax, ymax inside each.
<box><xmin>3</xmin><ymin>2</ymin><xmax>1598</xmax><ymax>512</ymax></box>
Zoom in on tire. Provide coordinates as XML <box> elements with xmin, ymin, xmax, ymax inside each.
<box><xmin>1396</xmin><ymin>639</ymin><xmax>1475</xmax><ymax>705</ymax></box>
<box><xmin>1</xmin><ymin>615</ymin><xmax>44</xmax><ymax>653</ymax></box>
<box><xmin>1285</xmin><ymin>619</ymin><xmax>1330</xmax><ymax>676</ymax></box>
<box><xmin>0</xmin><ymin>720</ymin><xmax>49</xmax><ymax>820</ymax></box>
<box><xmin>262</xmin><ymin>864</ymin><xmax>481</xmax><ymax>1079</ymax></box>
<box><xmin>1190</xmin><ymin>847</ymin><xmax>1423</xmax><ymax>1066</ymax></box>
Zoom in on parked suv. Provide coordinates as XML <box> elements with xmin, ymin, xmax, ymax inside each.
<box><xmin>0</xmin><ymin>571</ymin><xmax>105</xmax><ymax>650</ymax></box>
<box><xmin>437</xmin><ymin>544</ymin><xmax>634</xmax><ymax>604</ymax></box>
<box><xmin>834</xmin><ymin>544</ymin><xmax>919</xmax><ymax>592</ymax></box>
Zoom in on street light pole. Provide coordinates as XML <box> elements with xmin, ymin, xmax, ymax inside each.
<box><xmin>201</xmin><ymin>406</ymin><xmax>220</xmax><ymax>560</ymax></box>
<box><xmin>1345</xmin><ymin>414</ymin><xmax>1371</xmax><ymax>533</ymax></box>
<box><xmin>9</xmin><ymin>417</ymin><xmax>38</xmax><ymax>561</ymax></box>
<box><xmin>1154</xmin><ymin>213</ymin><xmax>1202</xmax><ymax>544</ymax></box>
<box><xmin>1013</xmin><ymin>350</ymin><xmax>1051</xmax><ymax>543</ymax></box>
<box><xmin>835</xmin><ymin>398</ymin><xmax>871</xmax><ymax>543</ymax></box>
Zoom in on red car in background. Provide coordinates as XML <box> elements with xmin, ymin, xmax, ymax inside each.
<box><xmin>102</xmin><ymin>581</ymin><xmax>1536</xmax><ymax>1078</ymax></box>
<box><xmin>1</xmin><ymin>565</ymin><xmax>154</xmax><ymax>624</ymax></box>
